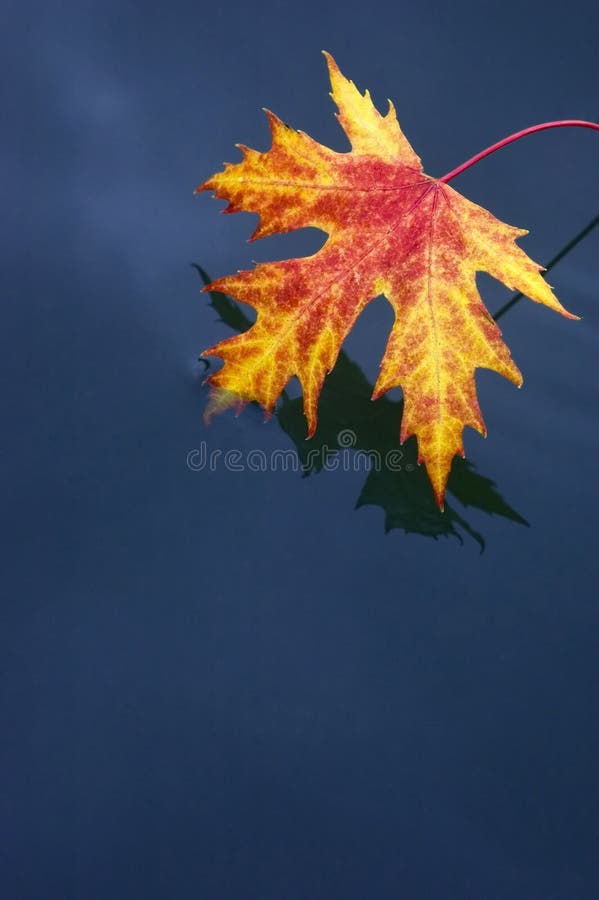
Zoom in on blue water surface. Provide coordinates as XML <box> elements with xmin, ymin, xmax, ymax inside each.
<box><xmin>2</xmin><ymin>0</ymin><xmax>599</xmax><ymax>897</ymax></box>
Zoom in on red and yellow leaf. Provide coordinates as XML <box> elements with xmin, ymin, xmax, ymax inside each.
<box><xmin>197</xmin><ymin>52</ymin><xmax>576</xmax><ymax>506</ymax></box>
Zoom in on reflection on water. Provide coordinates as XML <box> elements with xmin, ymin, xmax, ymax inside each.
<box><xmin>193</xmin><ymin>266</ymin><xmax>529</xmax><ymax>549</ymax></box>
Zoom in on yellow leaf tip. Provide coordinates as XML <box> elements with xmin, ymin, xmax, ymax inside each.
<box><xmin>433</xmin><ymin>491</ymin><xmax>445</xmax><ymax>511</ymax></box>
<box><xmin>322</xmin><ymin>51</ymin><xmax>341</xmax><ymax>81</ymax></box>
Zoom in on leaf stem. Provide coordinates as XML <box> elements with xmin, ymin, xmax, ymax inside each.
<box><xmin>440</xmin><ymin>120</ymin><xmax>599</xmax><ymax>183</ymax></box>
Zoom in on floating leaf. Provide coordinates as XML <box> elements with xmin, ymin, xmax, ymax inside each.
<box><xmin>197</xmin><ymin>53</ymin><xmax>576</xmax><ymax>506</ymax></box>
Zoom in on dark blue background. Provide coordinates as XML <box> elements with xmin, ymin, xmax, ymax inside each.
<box><xmin>2</xmin><ymin>0</ymin><xmax>599</xmax><ymax>897</ymax></box>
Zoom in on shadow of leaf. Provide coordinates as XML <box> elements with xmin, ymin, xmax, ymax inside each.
<box><xmin>193</xmin><ymin>264</ymin><xmax>528</xmax><ymax>549</ymax></box>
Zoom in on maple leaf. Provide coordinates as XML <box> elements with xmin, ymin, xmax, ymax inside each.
<box><xmin>196</xmin><ymin>52</ymin><xmax>577</xmax><ymax>507</ymax></box>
